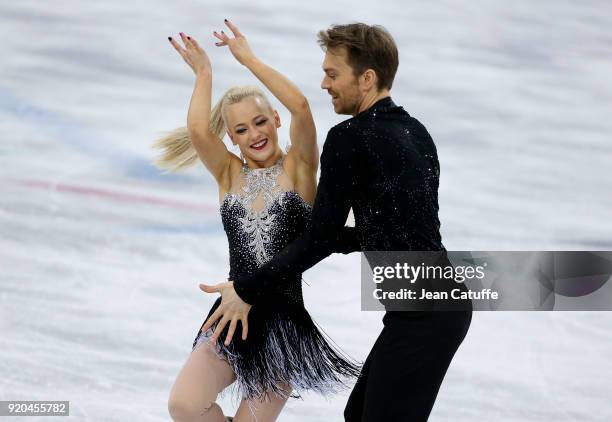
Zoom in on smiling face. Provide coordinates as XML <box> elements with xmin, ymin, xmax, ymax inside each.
<box><xmin>321</xmin><ymin>47</ymin><xmax>364</xmax><ymax>116</ymax></box>
<box><xmin>224</xmin><ymin>95</ymin><xmax>282</xmax><ymax>165</ymax></box>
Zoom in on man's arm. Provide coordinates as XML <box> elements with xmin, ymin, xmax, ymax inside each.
<box><xmin>334</xmin><ymin>226</ymin><xmax>361</xmax><ymax>254</ymax></box>
<box><xmin>234</xmin><ymin>125</ymin><xmax>359</xmax><ymax>304</ymax></box>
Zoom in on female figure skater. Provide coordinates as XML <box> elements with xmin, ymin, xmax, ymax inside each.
<box><xmin>152</xmin><ymin>20</ymin><xmax>359</xmax><ymax>422</ymax></box>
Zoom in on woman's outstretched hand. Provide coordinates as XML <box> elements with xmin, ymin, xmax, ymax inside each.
<box><xmin>168</xmin><ymin>32</ymin><xmax>212</xmax><ymax>75</ymax></box>
<box><xmin>213</xmin><ymin>19</ymin><xmax>256</xmax><ymax>66</ymax></box>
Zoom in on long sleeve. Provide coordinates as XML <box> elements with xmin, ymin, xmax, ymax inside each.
<box><xmin>233</xmin><ymin>125</ymin><xmax>359</xmax><ymax>305</ymax></box>
<box><xmin>334</xmin><ymin>226</ymin><xmax>361</xmax><ymax>254</ymax></box>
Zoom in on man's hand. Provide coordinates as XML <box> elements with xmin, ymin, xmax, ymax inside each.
<box><xmin>199</xmin><ymin>281</ymin><xmax>252</xmax><ymax>345</ymax></box>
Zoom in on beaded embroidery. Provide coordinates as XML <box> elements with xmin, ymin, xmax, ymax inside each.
<box><xmin>227</xmin><ymin>155</ymin><xmax>286</xmax><ymax>266</ymax></box>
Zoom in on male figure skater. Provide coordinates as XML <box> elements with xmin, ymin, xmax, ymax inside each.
<box><xmin>202</xmin><ymin>23</ymin><xmax>473</xmax><ymax>421</ymax></box>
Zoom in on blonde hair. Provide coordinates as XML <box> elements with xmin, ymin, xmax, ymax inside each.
<box><xmin>152</xmin><ymin>85</ymin><xmax>273</xmax><ymax>172</ymax></box>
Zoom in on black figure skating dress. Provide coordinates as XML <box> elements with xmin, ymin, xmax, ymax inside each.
<box><xmin>191</xmin><ymin>155</ymin><xmax>360</xmax><ymax>400</ymax></box>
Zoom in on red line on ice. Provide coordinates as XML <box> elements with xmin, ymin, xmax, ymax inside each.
<box><xmin>17</xmin><ymin>179</ymin><xmax>217</xmax><ymax>213</ymax></box>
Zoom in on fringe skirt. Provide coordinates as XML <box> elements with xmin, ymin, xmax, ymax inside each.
<box><xmin>191</xmin><ymin>297</ymin><xmax>361</xmax><ymax>401</ymax></box>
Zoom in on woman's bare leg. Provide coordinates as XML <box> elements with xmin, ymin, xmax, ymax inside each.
<box><xmin>232</xmin><ymin>384</ymin><xmax>291</xmax><ymax>422</ymax></box>
<box><xmin>168</xmin><ymin>340</ymin><xmax>237</xmax><ymax>422</ymax></box>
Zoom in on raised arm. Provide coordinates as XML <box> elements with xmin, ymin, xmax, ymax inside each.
<box><xmin>168</xmin><ymin>33</ymin><xmax>237</xmax><ymax>193</ymax></box>
<box><xmin>214</xmin><ymin>20</ymin><xmax>318</xmax><ymax>172</ymax></box>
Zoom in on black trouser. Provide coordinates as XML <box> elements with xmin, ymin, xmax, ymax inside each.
<box><xmin>344</xmin><ymin>310</ymin><xmax>472</xmax><ymax>421</ymax></box>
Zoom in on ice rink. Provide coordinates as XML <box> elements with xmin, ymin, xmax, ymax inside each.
<box><xmin>1</xmin><ymin>1</ymin><xmax>612</xmax><ymax>420</ymax></box>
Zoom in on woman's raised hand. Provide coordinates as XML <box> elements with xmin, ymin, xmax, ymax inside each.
<box><xmin>213</xmin><ymin>19</ymin><xmax>256</xmax><ymax>66</ymax></box>
<box><xmin>168</xmin><ymin>32</ymin><xmax>212</xmax><ymax>75</ymax></box>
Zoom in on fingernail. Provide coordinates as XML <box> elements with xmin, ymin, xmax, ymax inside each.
<box><xmin>187</xmin><ymin>36</ymin><xmax>191</xmax><ymax>40</ymax></box>
<box><xmin>224</xmin><ymin>18</ymin><xmax>228</xmax><ymax>22</ymax></box>
<box><xmin>167</xmin><ymin>36</ymin><xmax>172</xmax><ymax>41</ymax></box>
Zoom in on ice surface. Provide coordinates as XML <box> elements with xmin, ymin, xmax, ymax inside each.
<box><xmin>1</xmin><ymin>1</ymin><xmax>611</xmax><ymax>420</ymax></box>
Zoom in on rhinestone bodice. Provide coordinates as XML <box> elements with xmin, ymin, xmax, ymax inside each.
<box><xmin>220</xmin><ymin>156</ymin><xmax>312</xmax><ymax>296</ymax></box>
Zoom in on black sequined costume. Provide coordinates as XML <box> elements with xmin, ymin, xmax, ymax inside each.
<box><xmin>232</xmin><ymin>97</ymin><xmax>473</xmax><ymax>421</ymax></box>
<box><xmin>191</xmin><ymin>156</ymin><xmax>360</xmax><ymax>401</ymax></box>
